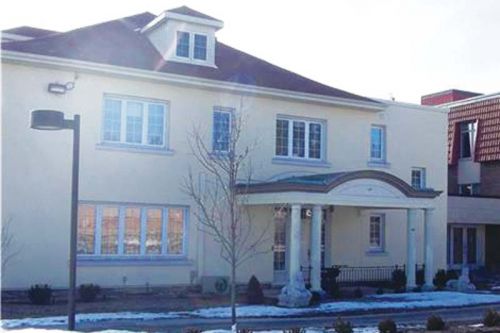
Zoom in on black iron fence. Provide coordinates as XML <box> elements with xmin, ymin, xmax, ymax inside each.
<box><xmin>300</xmin><ymin>264</ymin><xmax>425</xmax><ymax>287</ymax></box>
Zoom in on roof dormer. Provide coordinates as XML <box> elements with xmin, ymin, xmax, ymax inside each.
<box><xmin>142</xmin><ymin>6</ymin><xmax>223</xmax><ymax>67</ymax></box>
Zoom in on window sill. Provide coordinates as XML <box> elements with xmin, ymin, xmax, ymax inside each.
<box><xmin>367</xmin><ymin>160</ymin><xmax>391</xmax><ymax>169</ymax></box>
<box><xmin>365</xmin><ymin>249</ymin><xmax>387</xmax><ymax>256</ymax></box>
<box><xmin>96</xmin><ymin>143</ymin><xmax>175</xmax><ymax>156</ymax></box>
<box><xmin>272</xmin><ymin>157</ymin><xmax>331</xmax><ymax>168</ymax></box>
<box><xmin>77</xmin><ymin>255</ymin><xmax>192</xmax><ymax>266</ymax></box>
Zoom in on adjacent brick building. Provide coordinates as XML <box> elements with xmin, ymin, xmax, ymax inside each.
<box><xmin>422</xmin><ymin>90</ymin><xmax>500</xmax><ymax>271</ymax></box>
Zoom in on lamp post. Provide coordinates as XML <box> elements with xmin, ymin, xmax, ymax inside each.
<box><xmin>31</xmin><ymin>110</ymin><xmax>80</xmax><ymax>331</ymax></box>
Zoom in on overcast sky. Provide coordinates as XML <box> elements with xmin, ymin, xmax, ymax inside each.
<box><xmin>1</xmin><ymin>0</ymin><xmax>499</xmax><ymax>103</ymax></box>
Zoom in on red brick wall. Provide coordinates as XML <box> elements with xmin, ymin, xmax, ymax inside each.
<box><xmin>421</xmin><ymin>90</ymin><xmax>481</xmax><ymax>106</ymax></box>
<box><xmin>480</xmin><ymin>161</ymin><xmax>500</xmax><ymax>196</ymax></box>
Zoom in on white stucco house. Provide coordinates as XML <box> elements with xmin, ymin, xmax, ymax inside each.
<box><xmin>1</xmin><ymin>7</ymin><xmax>448</xmax><ymax>293</ymax></box>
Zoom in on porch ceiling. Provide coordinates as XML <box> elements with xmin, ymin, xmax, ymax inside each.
<box><xmin>237</xmin><ymin>170</ymin><xmax>442</xmax><ymax>209</ymax></box>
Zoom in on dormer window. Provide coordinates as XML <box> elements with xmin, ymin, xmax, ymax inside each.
<box><xmin>142</xmin><ymin>6</ymin><xmax>223</xmax><ymax>67</ymax></box>
<box><xmin>176</xmin><ymin>31</ymin><xmax>190</xmax><ymax>58</ymax></box>
<box><xmin>175</xmin><ymin>31</ymin><xmax>208</xmax><ymax>62</ymax></box>
<box><xmin>194</xmin><ymin>34</ymin><xmax>207</xmax><ymax>60</ymax></box>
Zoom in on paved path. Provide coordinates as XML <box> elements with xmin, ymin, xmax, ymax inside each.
<box><xmin>70</xmin><ymin>303</ymin><xmax>500</xmax><ymax>332</ymax></box>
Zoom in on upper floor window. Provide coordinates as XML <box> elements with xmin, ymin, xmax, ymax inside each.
<box><xmin>369</xmin><ymin>214</ymin><xmax>385</xmax><ymax>251</ymax></box>
<box><xmin>370</xmin><ymin>125</ymin><xmax>386</xmax><ymax>161</ymax></box>
<box><xmin>194</xmin><ymin>34</ymin><xmax>208</xmax><ymax>60</ymax></box>
<box><xmin>77</xmin><ymin>203</ymin><xmax>188</xmax><ymax>257</ymax></box>
<box><xmin>458</xmin><ymin>183</ymin><xmax>480</xmax><ymax>196</ymax></box>
<box><xmin>411</xmin><ymin>167</ymin><xmax>426</xmax><ymax>189</ymax></box>
<box><xmin>275</xmin><ymin>117</ymin><xmax>323</xmax><ymax>160</ymax></box>
<box><xmin>460</xmin><ymin>121</ymin><xmax>477</xmax><ymax>159</ymax></box>
<box><xmin>102</xmin><ymin>96</ymin><xmax>167</xmax><ymax>148</ymax></box>
<box><xmin>212</xmin><ymin>108</ymin><xmax>232</xmax><ymax>152</ymax></box>
<box><xmin>175</xmin><ymin>31</ymin><xmax>208</xmax><ymax>61</ymax></box>
<box><xmin>176</xmin><ymin>31</ymin><xmax>190</xmax><ymax>58</ymax></box>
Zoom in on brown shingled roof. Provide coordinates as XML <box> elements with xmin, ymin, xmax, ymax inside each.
<box><xmin>1</xmin><ymin>11</ymin><xmax>378</xmax><ymax>104</ymax></box>
<box><xmin>448</xmin><ymin>96</ymin><xmax>500</xmax><ymax>164</ymax></box>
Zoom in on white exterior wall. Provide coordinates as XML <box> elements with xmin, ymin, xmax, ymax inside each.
<box><xmin>2</xmin><ymin>61</ymin><xmax>448</xmax><ymax>289</ymax></box>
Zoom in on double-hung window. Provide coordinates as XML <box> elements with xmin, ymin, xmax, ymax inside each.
<box><xmin>459</xmin><ymin>121</ymin><xmax>477</xmax><ymax>159</ymax></box>
<box><xmin>176</xmin><ymin>31</ymin><xmax>208</xmax><ymax>61</ymax></box>
<box><xmin>176</xmin><ymin>31</ymin><xmax>190</xmax><ymax>58</ymax></box>
<box><xmin>212</xmin><ymin>108</ymin><xmax>232</xmax><ymax>153</ymax></box>
<box><xmin>369</xmin><ymin>214</ymin><xmax>385</xmax><ymax>251</ymax></box>
<box><xmin>411</xmin><ymin>167</ymin><xmax>426</xmax><ymax>189</ymax></box>
<box><xmin>102</xmin><ymin>96</ymin><xmax>167</xmax><ymax>148</ymax></box>
<box><xmin>77</xmin><ymin>203</ymin><xmax>188</xmax><ymax>258</ymax></box>
<box><xmin>370</xmin><ymin>125</ymin><xmax>386</xmax><ymax>161</ymax></box>
<box><xmin>275</xmin><ymin>117</ymin><xmax>324</xmax><ymax>160</ymax></box>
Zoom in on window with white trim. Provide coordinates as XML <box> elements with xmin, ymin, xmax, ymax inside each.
<box><xmin>102</xmin><ymin>96</ymin><xmax>167</xmax><ymax>148</ymax></box>
<box><xmin>370</xmin><ymin>125</ymin><xmax>386</xmax><ymax>161</ymax></box>
<box><xmin>411</xmin><ymin>167</ymin><xmax>426</xmax><ymax>189</ymax></box>
<box><xmin>458</xmin><ymin>183</ymin><xmax>480</xmax><ymax>196</ymax></box>
<box><xmin>212</xmin><ymin>108</ymin><xmax>232</xmax><ymax>152</ymax></box>
<box><xmin>369</xmin><ymin>214</ymin><xmax>385</xmax><ymax>251</ymax></box>
<box><xmin>175</xmin><ymin>31</ymin><xmax>208</xmax><ymax>61</ymax></box>
<box><xmin>459</xmin><ymin>121</ymin><xmax>477</xmax><ymax>159</ymax></box>
<box><xmin>77</xmin><ymin>203</ymin><xmax>188</xmax><ymax>257</ymax></box>
<box><xmin>275</xmin><ymin>117</ymin><xmax>324</xmax><ymax>160</ymax></box>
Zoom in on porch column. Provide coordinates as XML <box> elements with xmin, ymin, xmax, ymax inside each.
<box><xmin>289</xmin><ymin>204</ymin><xmax>302</xmax><ymax>286</ymax></box>
<box><xmin>424</xmin><ymin>208</ymin><xmax>435</xmax><ymax>290</ymax></box>
<box><xmin>406</xmin><ymin>208</ymin><xmax>418</xmax><ymax>289</ymax></box>
<box><xmin>310</xmin><ymin>205</ymin><xmax>322</xmax><ymax>291</ymax></box>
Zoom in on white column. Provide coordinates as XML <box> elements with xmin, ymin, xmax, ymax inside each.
<box><xmin>424</xmin><ymin>208</ymin><xmax>435</xmax><ymax>289</ymax></box>
<box><xmin>406</xmin><ymin>208</ymin><xmax>418</xmax><ymax>289</ymax></box>
<box><xmin>310</xmin><ymin>205</ymin><xmax>322</xmax><ymax>291</ymax></box>
<box><xmin>289</xmin><ymin>204</ymin><xmax>302</xmax><ymax>286</ymax></box>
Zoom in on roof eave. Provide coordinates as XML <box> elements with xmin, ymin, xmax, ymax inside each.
<box><xmin>1</xmin><ymin>50</ymin><xmax>383</xmax><ymax>111</ymax></box>
<box><xmin>140</xmin><ymin>11</ymin><xmax>224</xmax><ymax>34</ymax></box>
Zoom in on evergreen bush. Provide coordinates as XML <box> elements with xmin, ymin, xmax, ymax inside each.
<box><xmin>79</xmin><ymin>283</ymin><xmax>101</xmax><ymax>302</ymax></box>
<box><xmin>391</xmin><ymin>268</ymin><xmax>406</xmax><ymax>292</ymax></box>
<box><xmin>483</xmin><ymin>309</ymin><xmax>500</xmax><ymax>327</ymax></box>
<box><xmin>426</xmin><ymin>315</ymin><xmax>446</xmax><ymax>331</ymax></box>
<box><xmin>378</xmin><ymin>319</ymin><xmax>397</xmax><ymax>333</ymax></box>
<box><xmin>246</xmin><ymin>275</ymin><xmax>264</xmax><ymax>304</ymax></box>
<box><xmin>28</xmin><ymin>284</ymin><xmax>52</xmax><ymax>305</ymax></box>
<box><xmin>334</xmin><ymin>317</ymin><xmax>353</xmax><ymax>333</ymax></box>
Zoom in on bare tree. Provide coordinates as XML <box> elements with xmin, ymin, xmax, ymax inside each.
<box><xmin>183</xmin><ymin>102</ymin><xmax>271</xmax><ymax>326</ymax></box>
<box><xmin>2</xmin><ymin>218</ymin><xmax>21</xmax><ymax>271</ymax></box>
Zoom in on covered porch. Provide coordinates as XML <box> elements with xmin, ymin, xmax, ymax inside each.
<box><xmin>240</xmin><ymin>170</ymin><xmax>443</xmax><ymax>296</ymax></box>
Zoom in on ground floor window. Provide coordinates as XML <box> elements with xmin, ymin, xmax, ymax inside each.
<box><xmin>369</xmin><ymin>214</ymin><xmax>385</xmax><ymax>251</ymax></box>
<box><xmin>77</xmin><ymin>203</ymin><xmax>188</xmax><ymax>257</ymax></box>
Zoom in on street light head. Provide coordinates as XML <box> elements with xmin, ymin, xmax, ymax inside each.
<box><xmin>31</xmin><ymin>110</ymin><xmax>66</xmax><ymax>130</ymax></box>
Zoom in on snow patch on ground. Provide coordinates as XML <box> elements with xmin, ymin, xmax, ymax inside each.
<box><xmin>2</xmin><ymin>291</ymin><xmax>500</xmax><ymax>329</ymax></box>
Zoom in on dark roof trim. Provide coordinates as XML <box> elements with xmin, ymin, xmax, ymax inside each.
<box><xmin>238</xmin><ymin>170</ymin><xmax>442</xmax><ymax>199</ymax></box>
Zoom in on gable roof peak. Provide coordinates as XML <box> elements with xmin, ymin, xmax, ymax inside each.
<box><xmin>165</xmin><ymin>6</ymin><xmax>222</xmax><ymax>23</ymax></box>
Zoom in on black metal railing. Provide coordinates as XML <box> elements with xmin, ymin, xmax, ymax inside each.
<box><xmin>300</xmin><ymin>264</ymin><xmax>425</xmax><ymax>287</ymax></box>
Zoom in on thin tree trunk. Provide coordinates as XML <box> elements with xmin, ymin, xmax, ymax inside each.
<box><xmin>231</xmin><ymin>260</ymin><xmax>236</xmax><ymax>326</ymax></box>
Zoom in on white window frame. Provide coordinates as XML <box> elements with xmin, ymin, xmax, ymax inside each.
<box><xmin>411</xmin><ymin>167</ymin><xmax>426</xmax><ymax>189</ymax></box>
<box><xmin>370</xmin><ymin>125</ymin><xmax>386</xmax><ymax>162</ymax></box>
<box><xmin>459</xmin><ymin>121</ymin><xmax>477</xmax><ymax>160</ymax></box>
<box><xmin>368</xmin><ymin>214</ymin><xmax>385</xmax><ymax>252</ymax></box>
<box><xmin>275</xmin><ymin>116</ymin><xmax>325</xmax><ymax>161</ymax></box>
<box><xmin>77</xmin><ymin>202</ymin><xmax>189</xmax><ymax>259</ymax></box>
<box><xmin>212</xmin><ymin>107</ymin><xmax>234</xmax><ymax>153</ymax></box>
<box><xmin>101</xmin><ymin>95</ymin><xmax>169</xmax><ymax>149</ymax></box>
<box><xmin>174</xmin><ymin>31</ymin><xmax>210</xmax><ymax>64</ymax></box>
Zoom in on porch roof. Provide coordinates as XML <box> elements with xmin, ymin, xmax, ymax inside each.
<box><xmin>237</xmin><ymin>170</ymin><xmax>442</xmax><ymax>209</ymax></box>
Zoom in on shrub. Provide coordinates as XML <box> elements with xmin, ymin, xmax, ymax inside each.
<box><xmin>433</xmin><ymin>269</ymin><xmax>447</xmax><ymax>290</ymax></box>
<box><xmin>321</xmin><ymin>266</ymin><xmax>341</xmax><ymax>298</ymax></box>
<box><xmin>353</xmin><ymin>287</ymin><xmax>363</xmax><ymax>298</ymax></box>
<box><xmin>378</xmin><ymin>319</ymin><xmax>397</xmax><ymax>333</ymax></box>
<box><xmin>79</xmin><ymin>283</ymin><xmax>101</xmax><ymax>302</ymax></box>
<box><xmin>426</xmin><ymin>315</ymin><xmax>445</xmax><ymax>331</ymax></box>
<box><xmin>309</xmin><ymin>291</ymin><xmax>321</xmax><ymax>306</ymax></box>
<box><xmin>391</xmin><ymin>268</ymin><xmax>406</xmax><ymax>292</ymax></box>
<box><xmin>334</xmin><ymin>317</ymin><xmax>353</xmax><ymax>333</ymax></box>
<box><xmin>376</xmin><ymin>287</ymin><xmax>384</xmax><ymax>295</ymax></box>
<box><xmin>246</xmin><ymin>275</ymin><xmax>264</xmax><ymax>305</ymax></box>
<box><xmin>416</xmin><ymin>267</ymin><xmax>425</xmax><ymax>286</ymax></box>
<box><xmin>28</xmin><ymin>284</ymin><xmax>52</xmax><ymax>305</ymax></box>
<box><xmin>483</xmin><ymin>309</ymin><xmax>500</xmax><ymax>327</ymax></box>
